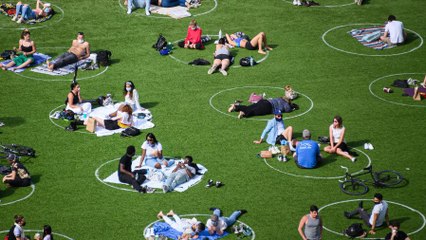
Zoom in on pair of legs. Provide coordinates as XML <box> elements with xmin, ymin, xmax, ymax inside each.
<box><xmin>127</xmin><ymin>0</ymin><xmax>151</xmax><ymax>15</ymax></box>
<box><xmin>145</xmin><ymin>157</ymin><xmax>174</xmax><ymax>169</ymax></box>
<box><xmin>212</xmin><ymin>208</ymin><xmax>243</xmax><ymax>227</ymax></box>
<box><xmin>118</xmin><ymin>169</ymin><xmax>147</xmax><ymax>192</ymax></box>
<box><xmin>324</xmin><ymin>142</ymin><xmax>355</xmax><ymax>161</ymax></box>
<box><xmin>344</xmin><ymin>203</ymin><xmax>372</xmax><ymax>227</ymax></box>
<box><xmin>3</xmin><ymin>176</ymin><xmax>31</xmax><ymax>187</ymax></box>
<box><xmin>47</xmin><ymin>52</ymin><xmax>79</xmax><ymax>70</ymax></box>
<box><xmin>163</xmin><ymin>169</ymin><xmax>189</xmax><ymax>192</ymax></box>
<box><xmin>157</xmin><ymin>210</ymin><xmax>186</xmax><ymax>232</ymax></box>
<box><xmin>177</xmin><ymin>41</ymin><xmax>203</xmax><ymax>49</ymax></box>
<box><xmin>245</xmin><ymin>32</ymin><xmax>273</xmax><ymax>55</ymax></box>
<box><xmin>0</xmin><ymin>55</ymin><xmax>33</xmax><ymax>71</ymax></box>
<box><xmin>13</xmin><ymin>2</ymin><xmax>36</xmax><ymax>23</ymax></box>
<box><xmin>65</xmin><ymin>102</ymin><xmax>92</xmax><ymax>115</ymax></box>
<box><xmin>208</xmin><ymin>58</ymin><xmax>230</xmax><ymax>76</ymax></box>
<box><xmin>229</xmin><ymin>99</ymin><xmax>272</xmax><ymax>118</ymax></box>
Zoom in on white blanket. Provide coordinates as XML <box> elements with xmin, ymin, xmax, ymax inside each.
<box><xmin>103</xmin><ymin>157</ymin><xmax>207</xmax><ymax>192</ymax></box>
<box><xmin>150</xmin><ymin>5</ymin><xmax>191</xmax><ymax>19</ymax></box>
<box><xmin>89</xmin><ymin>105</ymin><xmax>155</xmax><ymax>137</ymax></box>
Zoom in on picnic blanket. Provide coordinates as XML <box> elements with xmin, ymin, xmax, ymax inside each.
<box><xmin>88</xmin><ymin>105</ymin><xmax>155</xmax><ymax>137</ymax></box>
<box><xmin>103</xmin><ymin>157</ymin><xmax>207</xmax><ymax>192</ymax></box>
<box><xmin>348</xmin><ymin>26</ymin><xmax>393</xmax><ymax>50</ymax></box>
<box><xmin>403</xmin><ymin>87</ymin><xmax>426</xmax><ymax>97</ymax></box>
<box><xmin>0</xmin><ymin>3</ymin><xmax>55</xmax><ymax>25</ymax></box>
<box><xmin>30</xmin><ymin>58</ymin><xmax>92</xmax><ymax>76</ymax></box>
<box><xmin>150</xmin><ymin>5</ymin><xmax>191</xmax><ymax>19</ymax></box>
<box><xmin>1</xmin><ymin>53</ymin><xmax>50</xmax><ymax>73</ymax></box>
<box><xmin>145</xmin><ymin>222</ymin><xmax>228</xmax><ymax>240</ymax></box>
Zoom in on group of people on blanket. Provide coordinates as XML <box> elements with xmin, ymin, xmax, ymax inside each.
<box><xmin>125</xmin><ymin>0</ymin><xmax>201</xmax><ymax>15</ymax></box>
<box><xmin>118</xmin><ymin>135</ymin><xmax>202</xmax><ymax>194</ymax></box>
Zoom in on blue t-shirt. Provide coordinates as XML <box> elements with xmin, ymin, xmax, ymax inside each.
<box><xmin>296</xmin><ymin>139</ymin><xmax>320</xmax><ymax>168</ymax></box>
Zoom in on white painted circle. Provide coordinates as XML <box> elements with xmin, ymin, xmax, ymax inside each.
<box><xmin>169</xmin><ymin>35</ymin><xmax>270</xmax><ymax>68</ymax></box>
<box><xmin>48</xmin><ymin>104</ymin><xmax>93</xmax><ymax>134</ymax></box>
<box><xmin>322</xmin><ymin>23</ymin><xmax>423</xmax><ymax>56</ymax></box>
<box><xmin>282</xmin><ymin>0</ymin><xmax>355</xmax><ymax>8</ymax></box>
<box><xmin>143</xmin><ymin>213</ymin><xmax>256</xmax><ymax>239</ymax></box>
<box><xmin>209</xmin><ymin>86</ymin><xmax>314</xmax><ymax>121</ymax></box>
<box><xmin>13</xmin><ymin>47</ymin><xmax>108</xmax><ymax>82</ymax></box>
<box><xmin>263</xmin><ymin>147</ymin><xmax>371</xmax><ymax>179</ymax></box>
<box><xmin>319</xmin><ymin>199</ymin><xmax>426</xmax><ymax>239</ymax></box>
<box><xmin>0</xmin><ymin>229</ymin><xmax>74</xmax><ymax>240</ymax></box>
<box><xmin>0</xmin><ymin>3</ymin><xmax>64</xmax><ymax>30</ymax></box>
<box><xmin>0</xmin><ymin>184</ymin><xmax>35</xmax><ymax>206</ymax></box>
<box><xmin>118</xmin><ymin>0</ymin><xmax>218</xmax><ymax>18</ymax></box>
<box><xmin>369</xmin><ymin>72</ymin><xmax>426</xmax><ymax>108</ymax></box>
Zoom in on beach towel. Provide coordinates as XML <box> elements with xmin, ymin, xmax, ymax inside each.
<box><xmin>0</xmin><ymin>53</ymin><xmax>50</xmax><ymax>73</ymax></box>
<box><xmin>103</xmin><ymin>157</ymin><xmax>207</xmax><ymax>192</ymax></box>
<box><xmin>348</xmin><ymin>26</ymin><xmax>393</xmax><ymax>50</ymax></box>
<box><xmin>30</xmin><ymin>58</ymin><xmax>92</xmax><ymax>76</ymax></box>
<box><xmin>148</xmin><ymin>222</ymin><xmax>229</xmax><ymax>240</ymax></box>
<box><xmin>0</xmin><ymin>3</ymin><xmax>55</xmax><ymax>24</ymax></box>
<box><xmin>150</xmin><ymin>5</ymin><xmax>191</xmax><ymax>19</ymax></box>
<box><xmin>88</xmin><ymin>105</ymin><xmax>155</xmax><ymax>137</ymax></box>
<box><xmin>403</xmin><ymin>87</ymin><xmax>426</xmax><ymax>97</ymax></box>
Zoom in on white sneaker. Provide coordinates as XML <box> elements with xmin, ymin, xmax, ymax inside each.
<box><xmin>146</xmin><ymin>9</ymin><xmax>151</xmax><ymax>16</ymax></box>
<box><xmin>127</xmin><ymin>9</ymin><xmax>132</xmax><ymax>14</ymax></box>
<box><xmin>146</xmin><ymin>187</ymin><xmax>155</xmax><ymax>194</ymax></box>
<box><xmin>12</xmin><ymin>15</ymin><xmax>17</xmax><ymax>21</ymax></box>
<box><xmin>297</xmin><ymin>0</ymin><xmax>302</xmax><ymax>6</ymax></box>
<box><xmin>293</xmin><ymin>0</ymin><xmax>298</xmax><ymax>5</ymax></box>
<box><xmin>364</xmin><ymin>143</ymin><xmax>369</xmax><ymax>150</ymax></box>
<box><xmin>219</xmin><ymin>69</ymin><xmax>228</xmax><ymax>76</ymax></box>
<box><xmin>208</xmin><ymin>66</ymin><xmax>216</xmax><ymax>74</ymax></box>
<box><xmin>162</xmin><ymin>185</ymin><xmax>169</xmax><ymax>193</ymax></box>
<box><xmin>368</xmin><ymin>143</ymin><xmax>374</xmax><ymax>150</ymax></box>
<box><xmin>351</xmin><ymin>157</ymin><xmax>357</xmax><ymax>162</ymax></box>
<box><xmin>16</xmin><ymin>18</ymin><xmax>23</xmax><ymax>24</ymax></box>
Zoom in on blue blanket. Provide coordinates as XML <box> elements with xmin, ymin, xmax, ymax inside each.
<box><xmin>153</xmin><ymin>222</ymin><xmax>229</xmax><ymax>240</ymax></box>
<box><xmin>1</xmin><ymin>52</ymin><xmax>50</xmax><ymax>73</ymax></box>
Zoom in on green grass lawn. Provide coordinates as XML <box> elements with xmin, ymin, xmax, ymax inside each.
<box><xmin>1</xmin><ymin>0</ymin><xmax>426</xmax><ymax>239</ymax></box>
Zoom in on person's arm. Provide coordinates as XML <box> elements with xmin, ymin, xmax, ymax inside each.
<box><xmin>254</xmin><ymin>121</ymin><xmax>273</xmax><ymax>144</ymax></box>
<box><xmin>28</xmin><ymin>41</ymin><xmax>37</xmax><ymax>55</ymax></box>
<box><xmin>328</xmin><ymin>125</ymin><xmax>335</xmax><ymax>149</ymax></box>
<box><xmin>81</xmin><ymin>42</ymin><xmax>90</xmax><ymax>59</ymax></box>
<box><xmin>137</xmin><ymin>148</ymin><xmax>147</xmax><ymax>168</ymax></box>
<box><xmin>119</xmin><ymin>163</ymin><xmax>134</xmax><ymax>178</ymax></box>
<box><xmin>67</xmin><ymin>92</ymin><xmax>82</xmax><ymax>111</ymax></box>
<box><xmin>297</xmin><ymin>215</ymin><xmax>308</xmax><ymax>240</ymax></box>
<box><xmin>184</xmin><ymin>165</ymin><xmax>193</xmax><ymax>178</ymax></box>
<box><xmin>369</xmin><ymin>213</ymin><xmax>379</xmax><ymax>234</ymax></box>
<box><xmin>225</xmin><ymin>34</ymin><xmax>236</xmax><ymax>47</ymax></box>
<box><xmin>132</xmin><ymin>89</ymin><xmax>143</xmax><ymax>110</ymax></box>
<box><xmin>172</xmin><ymin>163</ymin><xmax>182</xmax><ymax>173</ymax></box>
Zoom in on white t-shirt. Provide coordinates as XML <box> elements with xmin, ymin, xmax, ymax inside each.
<box><xmin>13</xmin><ymin>224</ymin><xmax>25</xmax><ymax>239</ymax></box>
<box><xmin>331</xmin><ymin>124</ymin><xmax>345</xmax><ymax>143</ymax></box>
<box><xmin>44</xmin><ymin>235</ymin><xmax>52</xmax><ymax>240</ymax></box>
<box><xmin>385</xmin><ymin>20</ymin><xmax>405</xmax><ymax>44</ymax></box>
<box><xmin>206</xmin><ymin>218</ymin><xmax>227</xmax><ymax>231</ymax></box>
<box><xmin>125</xmin><ymin>89</ymin><xmax>142</xmax><ymax>111</ymax></box>
<box><xmin>141</xmin><ymin>141</ymin><xmax>163</xmax><ymax>158</ymax></box>
<box><xmin>117</xmin><ymin>111</ymin><xmax>132</xmax><ymax>125</ymax></box>
<box><xmin>369</xmin><ymin>200</ymin><xmax>388</xmax><ymax>226</ymax></box>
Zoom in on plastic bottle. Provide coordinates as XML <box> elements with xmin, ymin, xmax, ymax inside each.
<box><xmin>249</xmin><ymin>57</ymin><xmax>254</xmax><ymax>66</ymax></box>
<box><xmin>218</xmin><ymin>29</ymin><xmax>222</xmax><ymax>39</ymax></box>
<box><xmin>167</xmin><ymin>42</ymin><xmax>173</xmax><ymax>50</ymax></box>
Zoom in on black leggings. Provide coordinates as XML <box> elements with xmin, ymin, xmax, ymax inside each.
<box><xmin>177</xmin><ymin>41</ymin><xmax>203</xmax><ymax>49</ymax></box>
<box><xmin>245</xmin><ymin>40</ymin><xmax>256</xmax><ymax>50</ymax></box>
<box><xmin>234</xmin><ymin>99</ymin><xmax>272</xmax><ymax>117</ymax></box>
<box><xmin>118</xmin><ymin>169</ymin><xmax>147</xmax><ymax>192</ymax></box>
<box><xmin>4</xmin><ymin>176</ymin><xmax>31</xmax><ymax>187</ymax></box>
<box><xmin>53</xmin><ymin>52</ymin><xmax>79</xmax><ymax>69</ymax></box>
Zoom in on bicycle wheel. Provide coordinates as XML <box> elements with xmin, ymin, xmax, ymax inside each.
<box><xmin>374</xmin><ymin>170</ymin><xmax>404</xmax><ymax>187</ymax></box>
<box><xmin>339</xmin><ymin>179</ymin><xmax>369</xmax><ymax>195</ymax></box>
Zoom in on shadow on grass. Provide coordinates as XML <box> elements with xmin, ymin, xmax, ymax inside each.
<box><xmin>142</xmin><ymin>101</ymin><xmax>159</xmax><ymax>109</ymax></box>
<box><xmin>0</xmin><ymin>185</ymin><xmax>16</xmax><ymax>198</ymax></box>
<box><xmin>389</xmin><ymin>216</ymin><xmax>410</xmax><ymax>225</ymax></box>
<box><xmin>31</xmin><ymin>174</ymin><xmax>41</xmax><ymax>184</ymax></box>
<box><xmin>347</xmin><ymin>140</ymin><xmax>369</xmax><ymax>148</ymax></box>
<box><xmin>403</xmin><ymin>32</ymin><xmax>419</xmax><ymax>45</ymax></box>
<box><xmin>0</xmin><ymin>117</ymin><xmax>25</xmax><ymax>127</ymax></box>
<box><xmin>318</xmin><ymin>155</ymin><xmax>337</xmax><ymax>167</ymax></box>
<box><xmin>110</xmin><ymin>58</ymin><xmax>120</xmax><ymax>65</ymax></box>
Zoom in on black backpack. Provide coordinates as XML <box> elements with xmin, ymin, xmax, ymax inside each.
<box><xmin>344</xmin><ymin>223</ymin><xmax>365</xmax><ymax>239</ymax></box>
<box><xmin>188</xmin><ymin>58</ymin><xmax>210</xmax><ymax>65</ymax></box>
<box><xmin>152</xmin><ymin>34</ymin><xmax>167</xmax><ymax>51</ymax></box>
<box><xmin>7</xmin><ymin>225</ymin><xmax>17</xmax><ymax>240</ymax></box>
<box><xmin>121</xmin><ymin>127</ymin><xmax>140</xmax><ymax>137</ymax></box>
<box><xmin>240</xmin><ymin>56</ymin><xmax>256</xmax><ymax>67</ymax></box>
<box><xmin>391</xmin><ymin>79</ymin><xmax>409</xmax><ymax>88</ymax></box>
<box><xmin>0</xmin><ymin>50</ymin><xmax>16</xmax><ymax>60</ymax></box>
<box><xmin>96</xmin><ymin>50</ymin><xmax>112</xmax><ymax>67</ymax></box>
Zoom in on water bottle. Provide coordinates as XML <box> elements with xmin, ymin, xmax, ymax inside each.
<box><xmin>249</xmin><ymin>57</ymin><xmax>254</xmax><ymax>66</ymax></box>
<box><xmin>167</xmin><ymin>42</ymin><xmax>173</xmax><ymax>51</ymax></box>
<box><xmin>154</xmin><ymin>234</ymin><xmax>159</xmax><ymax>240</ymax></box>
<box><xmin>218</xmin><ymin>29</ymin><xmax>222</xmax><ymax>39</ymax></box>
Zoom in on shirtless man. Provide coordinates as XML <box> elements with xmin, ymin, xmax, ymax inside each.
<box><xmin>47</xmin><ymin>32</ymin><xmax>90</xmax><ymax>71</ymax></box>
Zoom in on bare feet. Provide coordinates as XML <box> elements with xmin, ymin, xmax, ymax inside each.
<box><xmin>157</xmin><ymin>211</ymin><xmax>164</xmax><ymax>219</ymax></box>
<box><xmin>266</xmin><ymin>46</ymin><xmax>273</xmax><ymax>51</ymax></box>
<box><xmin>228</xmin><ymin>104</ymin><xmax>236</xmax><ymax>113</ymax></box>
<box><xmin>258</xmin><ymin>50</ymin><xmax>267</xmax><ymax>55</ymax></box>
<box><xmin>124</xmin><ymin>0</ymin><xmax>128</xmax><ymax>5</ymax></box>
<box><xmin>167</xmin><ymin>210</ymin><xmax>175</xmax><ymax>216</ymax></box>
<box><xmin>1</xmin><ymin>67</ymin><xmax>6</xmax><ymax>71</ymax></box>
<box><xmin>238</xmin><ymin>111</ymin><xmax>245</xmax><ymax>119</ymax></box>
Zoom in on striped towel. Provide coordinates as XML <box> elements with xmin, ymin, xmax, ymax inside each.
<box><xmin>348</xmin><ymin>26</ymin><xmax>394</xmax><ymax>50</ymax></box>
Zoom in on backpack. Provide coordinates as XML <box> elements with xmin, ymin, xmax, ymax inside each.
<box><xmin>240</xmin><ymin>56</ymin><xmax>256</xmax><ymax>67</ymax></box>
<box><xmin>96</xmin><ymin>50</ymin><xmax>112</xmax><ymax>67</ymax></box>
<box><xmin>152</xmin><ymin>34</ymin><xmax>167</xmax><ymax>51</ymax></box>
<box><xmin>0</xmin><ymin>50</ymin><xmax>16</xmax><ymax>60</ymax></box>
<box><xmin>344</xmin><ymin>223</ymin><xmax>365</xmax><ymax>238</ymax></box>
<box><xmin>391</xmin><ymin>79</ymin><xmax>409</xmax><ymax>88</ymax></box>
<box><xmin>120</xmin><ymin>127</ymin><xmax>140</xmax><ymax>137</ymax></box>
<box><xmin>6</xmin><ymin>225</ymin><xmax>16</xmax><ymax>240</ymax></box>
<box><xmin>188</xmin><ymin>58</ymin><xmax>210</xmax><ymax>65</ymax></box>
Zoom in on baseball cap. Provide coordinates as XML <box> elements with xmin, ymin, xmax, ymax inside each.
<box><xmin>302</xmin><ymin>129</ymin><xmax>311</xmax><ymax>138</ymax></box>
<box><xmin>7</xmin><ymin>153</ymin><xmax>18</xmax><ymax>161</ymax></box>
<box><xmin>274</xmin><ymin>110</ymin><xmax>282</xmax><ymax>116</ymax></box>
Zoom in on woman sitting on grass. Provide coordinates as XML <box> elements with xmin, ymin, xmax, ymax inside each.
<box><xmin>11</xmin><ymin>0</ymin><xmax>52</xmax><ymax>23</ymax></box>
<box><xmin>2</xmin><ymin>154</ymin><xmax>31</xmax><ymax>187</ymax></box>
<box><xmin>225</xmin><ymin>31</ymin><xmax>272</xmax><ymax>55</ymax></box>
<box><xmin>121</xmin><ymin>81</ymin><xmax>143</xmax><ymax>111</ymax></box>
<box><xmin>137</xmin><ymin>133</ymin><xmax>174</xmax><ymax>169</ymax></box>
<box><xmin>91</xmin><ymin>104</ymin><xmax>133</xmax><ymax>130</ymax></box>
<box><xmin>228</xmin><ymin>96</ymin><xmax>298</xmax><ymax>119</ymax></box>
<box><xmin>208</xmin><ymin>37</ymin><xmax>231</xmax><ymax>76</ymax></box>
<box><xmin>0</xmin><ymin>29</ymin><xmax>36</xmax><ymax>71</ymax></box>
<box><xmin>323</xmin><ymin>115</ymin><xmax>357</xmax><ymax>162</ymax></box>
<box><xmin>65</xmin><ymin>82</ymin><xmax>92</xmax><ymax>115</ymax></box>
<box><xmin>178</xmin><ymin>19</ymin><xmax>204</xmax><ymax>49</ymax></box>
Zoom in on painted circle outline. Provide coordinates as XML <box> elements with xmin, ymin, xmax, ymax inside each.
<box><xmin>209</xmin><ymin>86</ymin><xmax>314</xmax><ymax>121</ymax></box>
<box><xmin>95</xmin><ymin>157</ymin><xmax>203</xmax><ymax>194</ymax></box>
<box><xmin>0</xmin><ymin>184</ymin><xmax>35</xmax><ymax>206</ymax></box>
<box><xmin>143</xmin><ymin>213</ymin><xmax>256</xmax><ymax>239</ymax></box>
<box><xmin>319</xmin><ymin>199</ymin><xmax>426</xmax><ymax>239</ymax></box>
<box><xmin>263</xmin><ymin>147</ymin><xmax>372</xmax><ymax>179</ymax></box>
<box><xmin>0</xmin><ymin>3</ymin><xmax>64</xmax><ymax>30</ymax></box>
<box><xmin>13</xmin><ymin>47</ymin><xmax>108</xmax><ymax>82</ymax></box>
<box><xmin>282</xmin><ymin>0</ymin><xmax>355</xmax><ymax>8</ymax></box>
<box><xmin>322</xmin><ymin>23</ymin><xmax>424</xmax><ymax>56</ymax></box>
<box><xmin>369</xmin><ymin>72</ymin><xmax>426</xmax><ymax>108</ymax></box>
<box><xmin>118</xmin><ymin>0</ymin><xmax>218</xmax><ymax>19</ymax></box>
<box><xmin>48</xmin><ymin>104</ymin><xmax>93</xmax><ymax>134</ymax></box>
<box><xmin>169</xmin><ymin>35</ymin><xmax>270</xmax><ymax>68</ymax></box>
<box><xmin>0</xmin><ymin>229</ymin><xmax>74</xmax><ymax>240</ymax></box>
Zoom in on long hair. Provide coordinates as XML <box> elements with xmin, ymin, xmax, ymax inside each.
<box><xmin>70</xmin><ymin>81</ymin><xmax>79</xmax><ymax>91</ymax></box>
<box><xmin>43</xmin><ymin>225</ymin><xmax>53</xmax><ymax>240</ymax></box>
<box><xmin>333</xmin><ymin>115</ymin><xmax>343</xmax><ymax>128</ymax></box>
<box><xmin>120</xmin><ymin>104</ymin><xmax>133</xmax><ymax>122</ymax></box>
<box><xmin>20</xmin><ymin>29</ymin><xmax>30</xmax><ymax>39</ymax></box>
<box><xmin>145</xmin><ymin>133</ymin><xmax>158</xmax><ymax>145</ymax></box>
<box><xmin>123</xmin><ymin>81</ymin><xmax>135</xmax><ymax>99</ymax></box>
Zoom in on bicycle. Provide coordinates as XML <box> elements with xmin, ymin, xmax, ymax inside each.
<box><xmin>339</xmin><ymin>165</ymin><xmax>404</xmax><ymax>195</ymax></box>
<box><xmin>0</xmin><ymin>143</ymin><xmax>36</xmax><ymax>160</ymax></box>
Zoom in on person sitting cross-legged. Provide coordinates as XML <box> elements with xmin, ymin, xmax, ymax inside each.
<box><xmin>118</xmin><ymin>145</ymin><xmax>150</xmax><ymax>193</ymax></box>
<box><xmin>2</xmin><ymin>154</ymin><xmax>31</xmax><ymax>188</ymax></box>
<box><xmin>293</xmin><ymin>129</ymin><xmax>323</xmax><ymax>169</ymax></box>
<box><xmin>157</xmin><ymin>210</ymin><xmax>205</xmax><ymax>239</ymax></box>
